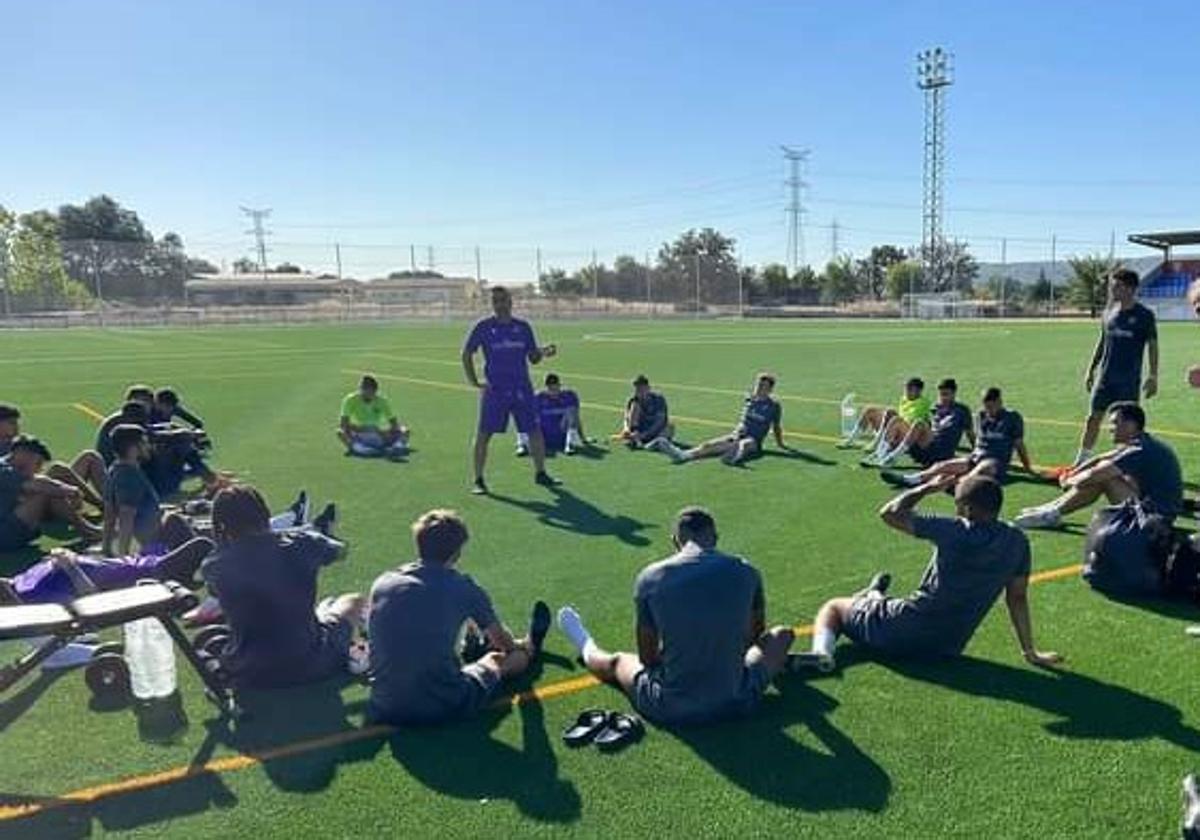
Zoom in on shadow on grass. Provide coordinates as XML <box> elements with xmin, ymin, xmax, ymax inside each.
<box><xmin>669</xmin><ymin>680</ymin><xmax>890</xmax><ymax>813</ymax></box>
<box><xmin>1091</xmin><ymin>591</ymin><xmax>1200</xmax><ymax>623</ymax></box>
<box><xmin>0</xmin><ymin>670</ymin><xmax>67</xmax><ymax>733</ymax></box>
<box><xmin>489</xmin><ymin>487</ymin><xmax>653</xmax><ymax>547</ymax></box>
<box><xmin>761</xmin><ymin>448</ymin><xmax>837</xmax><ymax>467</ymax></box>
<box><xmin>843</xmin><ymin>647</ymin><xmax>1200</xmax><ymax>748</ymax></box>
<box><xmin>388</xmin><ymin>700</ymin><xmax>581</xmax><ymax>824</ymax></box>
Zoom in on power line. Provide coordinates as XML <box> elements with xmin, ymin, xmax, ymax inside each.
<box><xmin>780</xmin><ymin>146</ymin><xmax>810</xmax><ymax>272</ymax></box>
<box><xmin>239</xmin><ymin>206</ymin><xmax>272</xmax><ymax>275</ymax></box>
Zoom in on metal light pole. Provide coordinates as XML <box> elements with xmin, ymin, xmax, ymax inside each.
<box><xmin>917</xmin><ymin>47</ymin><xmax>953</xmax><ymax>291</ymax></box>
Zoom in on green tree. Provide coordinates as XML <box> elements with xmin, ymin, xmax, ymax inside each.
<box><xmin>538</xmin><ymin>267</ymin><xmax>585</xmax><ymax>296</ymax></box>
<box><xmin>1067</xmin><ymin>255</ymin><xmax>1118</xmax><ymax>317</ymax></box>
<box><xmin>7</xmin><ymin>210</ymin><xmax>93</xmax><ymax>312</ymax></box>
<box><xmin>760</xmin><ymin>263</ymin><xmax>791</xmax><ymax>300</ymax></box>
<box><xmin>655</xmin><ymin>228</ymin><xmax>739</xmax><ymax>306</ymax></box>
<box><xmin>885</xmin><ymin>260</ymin><xmax>924</xmax><ymax>300</ymax></box>
<box><xmin>1026</xmin><ymin>268</ymin><xmax>1053</xmax><ymax>306</ymax></box>
<box><xmin>855</xmin><ymin>245</ymin><xmax>907</xmax><ymax>300</ymax></box>
<box><xmin>820</xmin><ymin>256</ymin><xmax>858</xmax><ymax>304</ymax></box>
<box><xmin>233</xmin><ymin>257</ymin><xmax>258</xmax><ymax>274</ymax></box>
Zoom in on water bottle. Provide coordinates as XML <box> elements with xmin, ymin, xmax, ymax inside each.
<box><xmin>124</xmin><ymin>617</ymin><xmax>177</xmax><ymax>699</ymax></box>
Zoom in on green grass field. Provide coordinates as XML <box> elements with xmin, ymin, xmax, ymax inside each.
<box><xmin>2</xmin><ymin>318</ymin><xmax>1199</xmax><ymax>838</ymax></box>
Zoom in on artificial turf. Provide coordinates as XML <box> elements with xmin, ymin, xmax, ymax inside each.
<box><xmin>0</xmin><ymin>317</ymin><xmax>1198</xmax><ymax>838</ymax></box>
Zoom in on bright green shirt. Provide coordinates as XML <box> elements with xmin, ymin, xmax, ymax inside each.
<box><xmin>898</xmin><ymin>394</ymin><xmax>932</xmax><ymax>424</ymax></box>
<box><xmin>341</xmin><ymin>392</ymin><xmax>397</xmax><ymax>429</ymax></box>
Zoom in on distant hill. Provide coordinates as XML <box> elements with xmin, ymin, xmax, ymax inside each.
<box><xmin>975</xmin><ymin>255</ymin><xmax>1161</xmax><ymax>286</ymax></box>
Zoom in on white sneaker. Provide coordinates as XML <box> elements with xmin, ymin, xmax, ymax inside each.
<box><xmin>1013</xmin><ymin>506</ymin><xmax>1062</xmax><ymax>530</ymax></box>
<box><xmin>555</xmin><ymin>605</ymin><xmax>589</xmax><ymax>651</ymax></box>
<box><xmin>41</xmin><ymin>642</ymin><xmax>99</xmax><ymax>671</ymax></box>
<box><xmin>515</xmin><ymin>444</ymin><xmax>529</xmax><ymax>457</ymax></box>
<box><xmin>183</xmin><ymin>595</ymin><xmax>224</xmax><ymax>627</ymax></box>
<box><xmin>787</xmin><ymin>652</ymin><xmax>835</xmax><ymax>674</ymax></box>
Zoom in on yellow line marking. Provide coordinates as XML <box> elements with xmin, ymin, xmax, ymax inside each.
<box><xmin>0</xmin><ymin>563</ymin><xmax>1082</xmax><ymax>821</ymax></box>
<box><xmin>70</xmin><ymin>402</ymin><xmax>106</xmax><ymax>422</ymax></box>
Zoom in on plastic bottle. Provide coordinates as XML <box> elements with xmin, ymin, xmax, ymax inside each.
<box><xmin>124</xmin><ymin>617</ymin><xmax>177</xmax><ymax>699</ymax></box>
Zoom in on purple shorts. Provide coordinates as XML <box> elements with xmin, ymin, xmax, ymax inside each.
<box><xmin>14</xmin><ymin>552</ymin><xmax>165</xmax><ymax>605</ymax></box>
<box><xmin>479</xmin><ymin>383</ymin><xmax>539</xmax><ymax>435</ymax></box>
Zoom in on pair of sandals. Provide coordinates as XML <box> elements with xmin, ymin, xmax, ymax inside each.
<box><xmin>563</xmin><ymin>709</ymin><xmax>644</xmax><ymax>752</ymax></box>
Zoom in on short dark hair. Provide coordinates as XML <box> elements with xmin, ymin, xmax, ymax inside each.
<box><xmin>1112</xmin><ymin>268</ymin><xmax>1139</xmax><ymax>289</ymax></box>
<box><xmin>413</xmin><ymin>509</ymin><xmax>469</xmax><ymax>565</ymax></box>
<box><xmin>360</xmin><ymin>375</ymin><xmax>379</xmax><ymax>391</ymax></box>
<box><xmin>491</xmin><ymin>285</ymin><xmax>511</xmax><ymax>298</ymax></box>
<box><xmin>110</xmin><ymin>424</ymin><xmax>146</xmax><ymax>458</ymax></box>
<box><xmin>9</xmin><ymin>435</ymin><xmax>51</xmax><ymax>461</ymax></box>
<box><xmin>982</xmin><ymin>386</ymin><xmax>1002</xmax><ymax>403</ymax></box>
<box><xmin>0</xmin><ymin>404</ymin><xmax>20</xmax><ymax>423</ymax></box>
<box><xmin>756</xmin><ymin>372</ymin><xmax>776</xmax><ymax>388</ymax></box>
<box><xmin>120</xmin><ymin>401</ymin><xmax>150</xmax><ymax>424</ymax></box>
<box><xmin>1108</xmin><ymin>401</ymin><xmax>1146</xmax><ymax>430</ymax></box>
<box><xmin>544</xmin><ymin>372</ymin><xmax>561</xmax><ymax>387</ymax></box>
<box><xmin>212</xmin><ymin>485</ymin><xmax>271</xmax><ymax>541</ymax></box>
<box><xmin>154</xmin><ymin>388</ymin><xmax>179</xmax><ymax>407</ymax></box>
<box><xmin>937</xmin><ymin>378</ymin><xmax>957</xmax><ymax>392</ymax></box>
<box><xmin>125</xmin><ymin>384</ymin><xmax>154</xmax><ymax>403</ymax></box>
<box><xmin>957</xmin><ymin>475</ymin><xmax>1003</xmax><ymax>518</ymax></box>
<box><xmin>633</xmin><ymin>374</ymin><xmax>650</xmax><ymax>387</ymax></box>
<box><xmin>906</xmin><ymin>377</ymin><xmax>924</xmax><ymax>390</ymax></box>
<box><xmin>674</xmin><ymin>506</ymin><xmax>717</xmax><ymax>546</ymax></box>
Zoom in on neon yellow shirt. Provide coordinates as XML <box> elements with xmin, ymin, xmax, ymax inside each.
<box><xmin>898</xmin><ymin>394</ymin><xmax>932</xmax><ymax>424</ymax></box>
<box><xmin>340</xmin><ymin>392</ymin><xmax>396</xmax><ymax>429</ymax></box>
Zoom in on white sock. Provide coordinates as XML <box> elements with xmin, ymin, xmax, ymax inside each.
<box><xmin>556</xmin><ymin>606</ymin><xmax>593</xmax><ymax>654</ymax></box>
<box><xmin>566</xmin><ymin>428</ymin><xmax>582</xmax><ymax>448</ymax></box>
<box><xmin>516</xmin><ymin>432</ymin><xmax>530</xmax><ymax>449</ymax></box>
<box><xmin>812</xmin><ymin>627</ymin><xmax>837</xmax><ymax>658</ymax></box>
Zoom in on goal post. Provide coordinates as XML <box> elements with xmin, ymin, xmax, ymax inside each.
<box><xmin>900</xmin><ymin>292</ymin><xmax>981</xmax><ymax>319</ymax></box>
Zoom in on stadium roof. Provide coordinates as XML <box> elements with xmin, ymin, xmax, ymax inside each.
<box><xmin>1128</xmin><ymin>230</ymin><xmax>1200</xmax><ymax>251</ymax></box>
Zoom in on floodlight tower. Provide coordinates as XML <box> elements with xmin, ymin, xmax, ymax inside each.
<box><xmin>781</xmin><ymin>146</ymin><xmax>810</xmax><ymax>273</ymax></box>
<box><xmin>916</xmin><ymin>47</ymin><xmax>953</xmax><ymax>289</ymax></box>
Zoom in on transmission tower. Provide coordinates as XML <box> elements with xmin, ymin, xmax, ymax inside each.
<box><xmin>780</xmin><ymin>146</ymin><xmax>809</xmax><ymax>273</ymax></box>
<box><xmin>916</xmin><ymin>47</ymin><xmax>953</xmax><ymax>288</ymax></box>
<box><xmin>240</xmin><ymin>206</ymin><xmax>273</xmax><ymax>275</ymax></box>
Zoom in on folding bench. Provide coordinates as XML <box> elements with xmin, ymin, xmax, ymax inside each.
<box><xmin>0</xmin><ymin>581</ymin><xmax>240</xmax><ymax>717</ymax></box>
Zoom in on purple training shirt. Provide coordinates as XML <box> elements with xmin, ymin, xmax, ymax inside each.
<box><xmin>464</xmin><ymin>316</ymin><xmax>538</xmax><ymax>388</ymax></box>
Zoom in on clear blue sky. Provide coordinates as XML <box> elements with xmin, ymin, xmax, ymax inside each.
<box><xmin>5</xmin><ymin>0</ymin><xmax>1199</xmax><ymax>280</ymax></box>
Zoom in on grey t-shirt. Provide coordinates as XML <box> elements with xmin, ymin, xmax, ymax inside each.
<box><xmin>1111</xmin><ymin>432</ymin><xmax>1183</xmax><ymax>517</ymax></box>
<box><xmin>928</xmin><ymin>401</ymin><xmax>973</xmax><ymax>454</ymax></box>
<box><xmin>633</xmin><ymin>544</ymin><xmax>763</xmax><ymax>720</ymax></box>
<box><xmin>974</xmin><ymin>408</ymin><xmax>1024</xmax><ymax>466</ymax></box>
<box><xmin>1097</xmin><ymin>302</ymin><xmax>1157</xmax><ymax>386</ymax></box>
<box><xmin>368</xmin><ymin>561</ymin><xmax>498</xmax><ymax>722</ymax></box>
<box><xmin>904</xmin><ymin>515</ymin><xmax>1031</xmax><ymax>654</ymax></box>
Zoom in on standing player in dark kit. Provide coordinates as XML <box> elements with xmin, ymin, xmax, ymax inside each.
<box><xmin>462</xmin><ymin>286</ymin><xmax>560</xmax><ymax>494</ymax></box>
<box><xmin>1074</xmin><ymin>268</ymin><xmax>1158</xmax><ymax>466</ymax></box>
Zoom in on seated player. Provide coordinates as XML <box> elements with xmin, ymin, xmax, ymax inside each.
<box><xmin>620</xmin><ymin>375</ymin><xmax>674</xmax><ymax>449</ymax></box>
<box><xmin>152</xmin><ymin>387</ymin><xmax>205</xmax><ymax>430</ymax></box>
<box><xmin>906</xmin><ymin>378</ymin><xmax>976</xmax><ymax>467</ymax></box>
<box><xmin>797</xmin><ymin>474</ymin><xmax>1060</xmax><ymax>669</ymax></box>
<box><xmin>102</xmin><ymin>424</ymin><xmax>199</xmax><ymax>557</ymax></box>
<box><xmin>201</xmin><ymin>484</ymin><xmax>365</xmax><ymax>689</ymax></box>
<box><xmin>367</xmin><ymin>509</ymin><xmax>550</xmax><ymax>725</ymax></box>
<box><xmin>840</xmin><ymin>377</ymin><xmax>933</xmax><ymax>458</ymax></box>
<box><xmin>1014</xmin><ymin>402</ymin><xmax>1182</xmax><ymax>530</ymax></box>
<box><xmin>0</xmin><ymin>402</ymin><xmax>106</xmax><ymax>508</ymax></box>
<box><xmin>338</xmin><ymin>374</ymin><xmax>410</xmax><ymax>458</ymax></box>
<box><xmin>518</xmin><ymin>373</ymin><xmax>587</xmax><ymax>456</ymax></box>
<box><xmin>657</xmin><ymin>373</ymin><xmax>789</xmax><ymax>465</ymax></box>
<box><xmin>1</xmin><ymin>537</ymin><xmax>214</xmax><ymax>606</ymax></box>
<box><xmin>97</xmin><ymin>393</ymin><xmax>225</xmax><ymax>496</ymax></box>
<box><xmin>0</xmin><ymin>436</ymin><xmax>102</xmax><ymax>551</ymax></box>
<box><xmin>556</xmin><ymin>507</ymin><xmax>794</xmax><ymax>726</ymax></box>
<box><xmin>881</xmin><ymin>386</ymin><xmax>1032</xmax><ymax>489</ymax></box>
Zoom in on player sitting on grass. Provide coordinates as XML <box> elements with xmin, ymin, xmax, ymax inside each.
<box><xmin>1013</xmin><ymin>402</ymin><xmax>1182</xmax><ymax>530</ymax></box>
<box><xmin>1074</xmin><ymin>268</ymin><xmax>1158</xmax><ymax>467</ymax></box>
<box><xmin>881</xmin><ymin>386</ymin><xmax>1032</xmax><ymax>489</ymax></box>
<box><xmin>795</xmin><ymin>474</ymin><xmax>1060</xmax><ymax>671</ymax></box>
<box><xmin>556</xmin><ymin>506</ymin><xmax>795</xmax><ymax>725</ymax></box>
<box><xmin>366</xmin><ymin>509</ymin><xmax>550</xmax><ymax>725</ymax></box>
<box><xmin>0</xmin><ymin>436</ymin><xmax>102</xmax><ymax>552</ymax></box>
<box><xmin>0</xmin><ymin>402</ymin><xmax>107</xmax><ymax>509</ymax></box>
<box><xmin>620</xmin><ymin>374</ymin><xmax>674</xmax><ymax>449</ymax></box>
<box><xmin>517</xmin><ymin>373</ymin><xmax>588</xmax><ymax>456</ymax></box>
<box><xmin>338</xmin><ymin>374</ymin><xmax>410</xmax><ymax>458</ymax></box>
<box><xmin>656</xmin><ymin>373</ymin><xmax>790</xmax><ymax>465</ymax></box>
<box><xmin>878</xmin><ymin>379</ymin><xmax>979</xmax><ymax>470</ymax></box>
<box><xmin>151</xmin><ymin>387</ymin><xmax>205</xmax><ymax>431</ymax></box>
<box><xmin>201</xmin><ymin>484</ymin><xmax>364</xmax><ymax>689</ymax></box>
<box><xmin>840</xmin><ymin>377</ymin><xmax>933</xmax><ymax>463</ymax></box>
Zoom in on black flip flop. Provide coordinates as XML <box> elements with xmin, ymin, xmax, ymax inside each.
<box><xmin>529</xmin><ymin>600</ymin><xmax>551</xmax><ymax>654</ymax></box>
<box><xmin>562</xmin><ymin>709</ymin><xmax>609</xmax><ymax>747</ymax></box>
<box><xmin>594</xmin><ymin>712</ymin><xmax>644</xmax><ymax>753</ymax></box>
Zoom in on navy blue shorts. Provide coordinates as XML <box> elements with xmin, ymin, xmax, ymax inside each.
<box><xmin>0</xmin><ymin>516</ymin><xmax>38</xmax><ymax>552</ymax></box>
<box><xmin>631</xmin><ymin>662</ymin><xmax>769</xmax><ymax>726</ymax></box>
<box><xmin>1090</xmin><ymin>380</ymin><xmax>1139</xmax><ymax>415</ymax></box>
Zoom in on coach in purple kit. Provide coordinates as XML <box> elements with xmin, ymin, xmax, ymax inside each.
<box><xmin>462</xmin><ymin>286</ymin><xmax>561</xmax><ymax>494</ymax></box>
